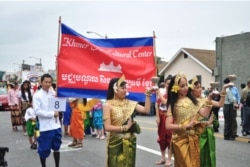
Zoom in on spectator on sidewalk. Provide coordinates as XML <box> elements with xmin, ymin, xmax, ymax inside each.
<box><xmin>227</xmin><ymin>77</ymin><xmax>240</xmax><ymax>137</ymax></box>
<box><xmin>223</xmin><ymin>77</ymin><xmax>237</xmax><ymax>140</ymax></box>
<box><xmin>240</xmin><ymin>79</ymin><xmax>250</xmax><ymax>137</ymax></box>
<box><xmin>240</xmin><ymin>83</ymin><xmax>246</xmax><ymax>126</ymax></box>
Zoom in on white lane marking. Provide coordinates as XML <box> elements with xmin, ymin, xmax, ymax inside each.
<box><xmin>137</xmin><ymin>144</ymin><xmax>174</xmax><ymax>159</ymax></box>
<box><xmin>60</xmin><ymin>139</ymin><xmax>82</xmax><ymax>152</ymax></box>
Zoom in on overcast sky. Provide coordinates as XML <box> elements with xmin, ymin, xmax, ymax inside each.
<box><xmin>1</xmin><ymin>0</ymin><xmax>250</xmax><ymax>72</ymax></box>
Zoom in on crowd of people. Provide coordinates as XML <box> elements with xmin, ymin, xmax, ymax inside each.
<box><xmin>7</xmin><ymin>74</ymin><xmax>107</xmax><ymax>167</ymax></box>
<box><xmin>6</xmin><ymin>72</ymin><xmax>250</xmax><ymax>167</ymax></box>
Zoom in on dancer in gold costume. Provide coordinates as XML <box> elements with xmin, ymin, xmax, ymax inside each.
<box><xmin>188</xmin><ymin>76</ymin><xmax>231</xmax><ymax>167</ymax></box>
<box><xmin>165</xmin><ymin>73</ymin><xmax>213</xmax><ymax>167</ymax></box>
<box><xmin>103</xmin><ymin>75</ymin><xmax>152</xmax><ymax>167</ymax></box>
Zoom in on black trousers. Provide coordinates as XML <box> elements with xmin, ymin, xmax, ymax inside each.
<box><xmin>242</xmin><ymin>106</ymin><xmax>250</xmax><ymax>132</ymax></box>
<box><xmin>223</xmin><ymin>103</ymin><xmax>234</xmax><ymax>138</ymax></box>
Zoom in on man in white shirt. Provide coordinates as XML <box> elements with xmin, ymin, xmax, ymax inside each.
<box><xmin>33</xmin><ymin>74</ymin><xmax>61</xmax><ymax>167</ymax></box>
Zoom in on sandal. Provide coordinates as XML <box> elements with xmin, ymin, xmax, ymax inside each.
<box><xmin>30</xmin><ymin>143</ymin><xmax>37</xmax><ymax>150</ymax></box>
<box><xmin>72</xmin><ymin>143</ymin><xmax>83</xmax><ymax>148</ymax></box>
<box><xmin>155</xmin><ymin>159</ymin><xmax>165</xmax><ymax>165</ymax></box>
<box><xmin>12</xmin><ymin>126</ymin><xmax>18</xmax><ymax>131</ymax></box>
<box><xmin>165</xmin><ymin>160</ymin><xmax>172</xmax><ymax>167</ymax></box>
<box><xmin>68</xmin><ymin>141</ymin><xmax>77</xmax><ymax>147</ymax></box>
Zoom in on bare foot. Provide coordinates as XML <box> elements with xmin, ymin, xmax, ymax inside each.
<box><xmin>155</xmin><ymin>159</ymin><xmax>165</xmax><ymax>165</ymax></box>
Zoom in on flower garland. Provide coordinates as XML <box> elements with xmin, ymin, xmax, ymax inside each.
<box><xmin>170</xmin><ymin>73</ymin><xmax>187</xmax><ymax>93</ymax></box>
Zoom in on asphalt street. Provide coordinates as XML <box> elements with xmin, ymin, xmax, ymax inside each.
<box><xmin>0</xmin><ymin>110</ymin><xmax>250</xmax><ymax>167</ymax></box>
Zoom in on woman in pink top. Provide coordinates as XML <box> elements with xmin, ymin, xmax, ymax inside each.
<box><xmin>8</xmin><ymin>82</ymin><xmax>21</xmax><ymax>131</ymax></box>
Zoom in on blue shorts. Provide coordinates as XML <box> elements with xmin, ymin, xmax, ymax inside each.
<box><xmin>37</xmin><ymin>128</ymin><xmax>62</xmax><ymax>159</ymax></box>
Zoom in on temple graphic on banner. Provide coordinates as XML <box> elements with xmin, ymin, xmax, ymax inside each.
<box><xmin>98</xmin><ymin>61</ymin><xmax>122</xmax><ymax>73</ymax></box>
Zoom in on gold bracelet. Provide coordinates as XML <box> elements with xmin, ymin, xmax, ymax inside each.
<box><xmin>206</xmin><ymin>105</ymin><xmax>213</xmax><ymax>108</ymax></box>
<box><xmin>181</xmin><ymin>124</ymin><xmax>186</xmax><ymax>130</ymax></box>
<box><xmin>145</xmin><ymin>93</ymin><xmax>152</xmax><ymax>97</ymax></box>
<box><xmin>145</xmin><ymin>89</ymin><xmax>152</xmax><ymax>94</ymax></box>
<box><xmin>178</xmin><ymin>124</ymin><xmax>186</xmax><ymax>130</ymax></box>
<box><xmin>205</xmin><ymin>100</ymin><xmax>213</xmax><ymax>106</ymax></box>
<box><xmin>220</xmin><ymin>91</ymin><xmax>226</xmax><ymax>97</ymax></box>
<box><xmin>122</xmin><ymin>125</ymin><xmax>128</xmax><ymax>132</ymax></box>
<box><xmin>220</xmin><ymin>91</ymin><xmax>226</xmax><ymax>95</ymax></box>
<box><xmin>103</xmin><ymin>116</ymin><xmax>110</xmax><ymax>121</ymax></box>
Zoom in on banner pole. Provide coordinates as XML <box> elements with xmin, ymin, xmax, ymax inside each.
<box><xmin>57</xmin><ymin>16</ymin><xmax>61</xmax><ymax>55</ymax></box>
<box><xmin>153</xmin><ymin>31</ymin><xmax>157</xmax><ymax>77</ymax></box>
<box><xmin>56</xmin><ymin>16</ymin><xmax>61</xmax><ymax>96</ymax></box>
<box><xmin>151</xmin><ymin>31</ymin><xmax>160</xmax><ymax>88</ymax></box>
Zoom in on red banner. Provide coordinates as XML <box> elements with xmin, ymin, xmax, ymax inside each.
<box><xmin>57</xmin><ymin>23</ymin><xmax>156</xmax><ymax>101</ymax></box>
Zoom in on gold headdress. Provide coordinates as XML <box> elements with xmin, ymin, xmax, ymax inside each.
<box><xmin>117</xmin><ymin>75</ymin><xmax>125</xmax><ymax>87</ymax></box>
<box><xmin>189</xmin><ymin>76</ymin><xmax>198</xmax><ymax>90</ymax></box>
<box><xmin>171</xmin><ymin>73</ymin><xmax>187</xmax><ymax>93</ymax></box>
<box><xmin>113</xmin><ymin>75</ymin><xmax>126</xmax><ymax>93</ymax></box>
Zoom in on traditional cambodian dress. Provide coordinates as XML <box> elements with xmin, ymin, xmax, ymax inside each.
<box><xmin>157</xmin><ymin>94</ymin><xmax>172</xmax><ymax>151</ymax></box>
<box><xmin>92</xmin><ymin>102</ymin><xmax>104</xmax><ymax>130</ymax></box>
<box><xmin>69</xmin><ymin>102</ymin><xmax>84</xmax><ymax>140</ymax></box>
<box><xmin>18</xmin><ymin>91</ymin><xmax>33</xmax><ymax>127</ymax></box>
<box><xmin>198</xmin><ymin>98</ymin><xmax>216</xmax><ymax>167</ymax></box>
<box><xmin>105</xmin><ymin>99</ymin><xmax>137</xmax><ymax>167</ymax></box>
<box><xmin>8</xmin><ymin>88</ymin><xmax>22</xmax><ymax>127</ymax></box>
<box><xmin>171</xmin><ymin>97</ymin><xmax>206</xmax><ymax>167</ymax></box>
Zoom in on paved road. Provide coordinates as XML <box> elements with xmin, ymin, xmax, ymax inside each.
<box><xmin>1</xmin><ymin>110</ymin><xmax>250</xmax><ymax>167</ymax></box>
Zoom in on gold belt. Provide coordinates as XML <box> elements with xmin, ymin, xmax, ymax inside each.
<box><xmin>116</xmin><ymin>132</ymin><xmax>133</xmax><ymax>139</ymax></box>
<box><xmin>172</xmin><ymin>129</ymin><xmax>196</xmax><ymax>139</ymax></box>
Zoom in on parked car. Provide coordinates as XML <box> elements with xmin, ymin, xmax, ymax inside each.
<box><xmin>0</xmin><ymin>85</ymin><xmax>9</xmax><ymax>111</ymax></box>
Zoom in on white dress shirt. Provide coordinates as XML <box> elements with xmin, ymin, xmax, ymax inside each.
<box><xmin>33</xmin><ymin>88</ymin><xmax>61</xmax><ymax>132</ymax></box>
<box><xmin>24</xmin><ymin>107</ymin><xmax>36</xmax><ymax>121</ymax></box>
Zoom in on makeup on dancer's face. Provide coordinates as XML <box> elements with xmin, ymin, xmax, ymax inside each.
<box><xmin>193</xmin><ymin>83</ymin><xmax>202</xmax><ymax>97</ymax></box>
<box><xmin>178</xmin><ymin>78</ymin><xmax>188</xmax><ymax>95</ymax></box>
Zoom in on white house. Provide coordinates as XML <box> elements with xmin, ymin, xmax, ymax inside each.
<box><xmin>158</xmin><ymin>48</ymin><xmax>216</xmax><ymax>89</ymax></box>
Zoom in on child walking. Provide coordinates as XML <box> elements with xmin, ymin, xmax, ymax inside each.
<box><xmin>91</xmin><ymin>99</ymin><xmax>105</xmax><ymax>140</ymax></box>
<box><xmin>24</xmin><ymin>103</ymin><xmax>37</xmax><ymax>149</ymax></box>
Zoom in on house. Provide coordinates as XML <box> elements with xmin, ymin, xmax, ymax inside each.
<box><xmin>158</xmin><ymin>48</ymin><xmax>216</xmax><ymax>89</ymax></box>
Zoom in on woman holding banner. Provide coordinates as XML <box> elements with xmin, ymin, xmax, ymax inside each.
<box><xmin>103</xmin><ymin>75</ymin><xmax>152</xmax><ymax>167</ymax></box>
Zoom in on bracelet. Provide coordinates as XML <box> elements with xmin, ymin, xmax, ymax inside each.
<box><xmin>178</xmin><ymin>124</ymin><xmax>186</xmax><ymax>130</ymax></box>
<box><xmin>145</xmin><ymin>89</ymin><xmax>152</xmax><ymax>96</ymax></box>
<box><xmin>145</xmin><ymin>93</ymin><xmax>152</xmax><ymax>97</ymax></box>
<box><xmin>121</xmin><ymin>125</ymin><xmax>128</xmax><ymax>132</ymax></box>
<box><xmin>178</xmin><ymin>124</ymin><xmax>181</xmax><ymax>129</ymax></box>
<box><xmin>206</xmin><ymin>104</ymin><xmax>213</xmax><ymax>108</ymax></box>
<box><xmin>145</xmin><ymin>89</ymin><xmax>152</xmax><ymax>94</ymax></box>
<box><xmin>205</xmin><ymin>100</ymin><xmax>213</xmax><ymax>106</ymax></box>
<box><xmin>220</xmin><ymin>91</ymin><xmax>226</xmax><ymax>97</ymax></box>
<box><xmin>220</xmin><ymin>91</ymin><xmax>226</xmax><ymax>95</ymax></box>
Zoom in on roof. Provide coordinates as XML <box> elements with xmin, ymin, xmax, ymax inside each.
<box><xmin>183</xmin><ymin>48</ymin><xmax>216</xmax><ymax>70</ymax></box>
<box><xmin>157</xmin><ymin>61</ymin><xmax>168</xmax><ymax>72</ymax></box>
<box><xmin>159</xmin><ymin>48</ymin><xmax>215</xmax><ymax>75</ymax></box>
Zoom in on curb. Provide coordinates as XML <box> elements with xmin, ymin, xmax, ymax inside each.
<box><xmin>214</xmin><ymin>133</ymin><xmax>250</xmax><ymax>143</ymax></box>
